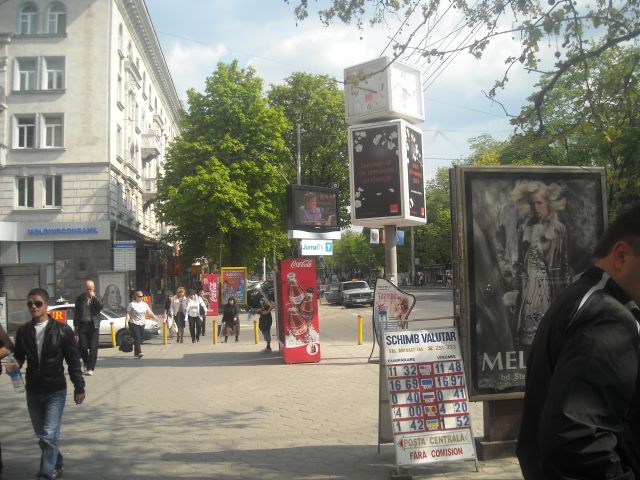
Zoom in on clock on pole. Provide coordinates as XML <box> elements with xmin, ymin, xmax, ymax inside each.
<box><xmin>344</xmin><ymin>56</ymin><xmax>424</xmax><ymax>125</ymax></box>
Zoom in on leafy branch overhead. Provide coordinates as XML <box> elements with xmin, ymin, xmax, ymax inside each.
<box><xmin>287</xmin><ymin>0</ymin><xmax>640</xmax><ymax>121</ymax></box>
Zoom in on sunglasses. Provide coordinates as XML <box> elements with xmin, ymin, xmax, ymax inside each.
<box><xmin>27</xmin><ymin>300</ymin><xmax>44</xmax><ymax>308</ymax></box>
<box><xmin>136</xmin><ymin>295</ymin><xmax>143</xmax><ymax>298</ymax></box>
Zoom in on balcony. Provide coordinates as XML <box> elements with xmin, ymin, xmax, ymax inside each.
<box><xmin>142</xmin><ymin>177</ymin><xmax>157</xmax><ymax>205</ymax></box>
<box><xmin>141</xmin><ymin>133</ymin><xmax>161</xmax><ymax>161</ymax></box>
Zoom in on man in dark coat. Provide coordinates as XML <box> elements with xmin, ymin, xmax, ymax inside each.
<box><xmin>73</xmin><ymin>279</ymin><xmax>103</xmax><ymax>375</ymax></box>
<box><xmin>517</xmin><ymin>202</ymin><xmax>640</xmax><ymax>479</ymax></box>
<box><xmin>9</xmin><ymin>287</ymin><xmax>85</xmax><ymax>480</ymax></box>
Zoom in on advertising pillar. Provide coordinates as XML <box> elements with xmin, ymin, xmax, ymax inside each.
<box><xmin>276</xmin><ymin>259</ymin><xmax>320</xmax><ymax>364</ymax></box>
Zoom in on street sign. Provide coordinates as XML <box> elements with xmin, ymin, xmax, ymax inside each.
<box><xmin>301</xmin><ymin>239</ymin><xmax>333</xmax><ymax>256</ymax></box>
<box><xmin>113</xmin><ymin>241</ymin><xmax>136</xmax><ymax>272</ymax></box>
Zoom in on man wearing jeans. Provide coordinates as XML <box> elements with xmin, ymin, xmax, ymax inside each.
<box><xmin>8</xmin><ymin>287</ymin><xmax>85</xmax><ymax>480</ymax></box>
<box><xmin>73</xmin><ymin>280</ymin><xmax>103</xmax><ymax>375</ymax></box>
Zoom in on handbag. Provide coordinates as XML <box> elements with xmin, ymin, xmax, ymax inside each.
<box><xmin>199</xmin><ymin>303</ymin><xmax>206</xmax><ymax>317</ymax></box>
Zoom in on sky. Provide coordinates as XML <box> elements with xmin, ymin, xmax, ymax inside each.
<box><xmin>144</xmin><ymin>0</ymin><xmax>542</xmax><ymax>179</ymax></box>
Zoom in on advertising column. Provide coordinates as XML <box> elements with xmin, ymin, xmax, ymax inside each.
<box><xmin>201</xmin><ymin>273</ymin><xmax>219</xmax><ymax>316</ymax></box>
<box><xmin>277</xmin><ymin>259</ymin><xmax>320</xmax><ymax>364</ymax></box>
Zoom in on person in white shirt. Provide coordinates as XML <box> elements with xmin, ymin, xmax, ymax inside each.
<box><xmin>124</xmin><ymin>291</ymin><xmax>159</xmax><ymax>358</ymax></box>
<box><xmin>186</xmin><ymin>290</ymin><xmax>206</xmax><ymax>343</ymax></box>
<box><xmin>170</xmin><ymin>287</ymin><xmax>188</xmax><ymax>343</ymax></box>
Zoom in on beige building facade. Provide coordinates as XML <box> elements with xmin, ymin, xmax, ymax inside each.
<box><xmin>0</xmin><ymin>0</ymin><xmax>181</xmax><ymax>329</ymax></box>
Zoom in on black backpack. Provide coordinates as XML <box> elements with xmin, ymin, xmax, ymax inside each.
<box><xmin>119</xmin><ymin>331</ymin><xmax>134</xmax><ymax>352</ymax></box>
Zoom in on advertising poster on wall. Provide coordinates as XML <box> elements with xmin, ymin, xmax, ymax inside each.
<box><xmin>221</xmin><ymin>267</ymin><xmax>247</xmax><ymax>305</ymax></box>
<box><xmin>405</xmin><ymin>125</ymin><xmax>426</xmax><ymax>220</ymax></box>
<box><xmin>374</xmin><ymin>278</ymin><xmax>416</xmax><ymax>334</ymax></box>
<box><xmin>97</xmin><ymin>272</ymin><xmax>128</xmax><ymax>317</ymax></box>
<box><xmin>451</xmin><ymin>166</ymin><xmax>606</xmax><ymax>399</ymax></box>
<box><xmin>276</xmin><ymin>259</ymin><xmax>321</xmax><ymax>364</ymax></box>
<box><xmin>201</xmin><ymin>273</ymin><xmax>219</xmax><ymax>316</ymax></box>
<box><xmin>383</xmin><ymin>326</ymin><xmax>476</xmax><ymax>466</ymax></box>
<box><xmin>0</xmin><ymin>294</ymin><xmax>7</xmax><ymax>331</ymax></box>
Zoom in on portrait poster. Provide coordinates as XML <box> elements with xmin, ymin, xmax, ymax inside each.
<box><xmin>97</xmin><ymin>272</ymin><xmax>127</xmax><ymax>317</ymax></box>
<box><xmin>374</xmin><ymin>278</ymin><xmax>416</xmax><ymax>335</ymax></box>
<box><xmin>0</xmin><ymin>294</ymin><xmax>6</xmax><ymax>332</ymax></box>
<box><xmin>451</xmin><ymin>166</ymin><xmax>607</xmax><ymax>400</ymax></box>
<box><xmin>221</xmin><ymin>267</ymin><xmax>248</xmax><ymax>305</ymax></box>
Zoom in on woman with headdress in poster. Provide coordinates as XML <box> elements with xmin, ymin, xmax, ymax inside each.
<box><xmin>510</xmin><ymin>180</ymin><xmax>570</xmax><ymax>353</ymax></box>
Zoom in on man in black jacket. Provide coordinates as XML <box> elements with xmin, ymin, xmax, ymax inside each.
<box><xmin>8</xmin><ymin>287</ymin><xmax>85</xmax><ymax>480</ymax></box>
<box><xmin>73</xmin><ymin>279</ymin><xmax>103</xmax><ymax>375</ymax></box>
<box><xmin>517</xmin><ymin>202</ymin><xmax>640</xmax><ymax>479</ymax></box>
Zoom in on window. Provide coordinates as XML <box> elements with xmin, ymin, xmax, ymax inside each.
<box><xmin>44</xmin><ymin>57</ymin><xmax>64</xmax><ymax>89</ymax></box>
<box><xmin>16</xmin><ymin>58</ymin><xmax>37</xmax><ymax>90</ymax></box>
<box><xmin>116</xmin><ymin>124</ymin><xmax>123</xmax><ymax>159</ymax></box>
<box><xmin>47</xmin><ymin>3</ymin><xmax>66</xmax><ymax>34</ymax></box>
<box><xmin>17</xmin><ymin>176</ymin><xmax>34</xmax><ymax>208</ymax></box>
<box><xmin>118</xmin><ymin>24</ymin><xmax>123</xmax><ymax>53</ymax></box>
<box><xmin>117</xmin><ymin>74</ymin><xmax>123</xmax><ymax>106</ymax></box>
<box><xmin>19</xmin><ymin>4</ymin><xmax>38</xmax><ymax>35</ymax></box>
<box><xmin>15</xmin><ymin>115</ymin><xmax>36</xmax><ymax>148</ymax></box>
<box><xmin>44</xmin><ymin>175</ymin><xmax>62</xmax><ymax>207</ymax></box>
<box><xmin>43</xmin><ymin>115</ymin><xmax>64</xmax><ymax>147</ymax></box>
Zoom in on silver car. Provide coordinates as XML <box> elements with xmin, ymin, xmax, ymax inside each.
<box><xmin>324</xmin><ymin>281</ymin><xmax>374</xmax><ymax>307</ymax></box>
<box><xmin>47</xmin><ymin>303</ymin><xmax>159</xmax><ymax>346</ymax></box>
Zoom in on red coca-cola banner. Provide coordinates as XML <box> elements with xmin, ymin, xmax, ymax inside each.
<box><xmin>201</xmin><ymin>273</ymin><xmax>219</xmax><ymax>316</ymax></box>
<box><xmin>276</xmin><ymin>258</ymin><xmax>321</xmax><ymax>364</ymax></box>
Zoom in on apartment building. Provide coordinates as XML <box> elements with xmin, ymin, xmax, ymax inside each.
<box><xmin>0</xmin><ymin>0</ymin><xmax>181</xmax><ymax>328</ymax></box>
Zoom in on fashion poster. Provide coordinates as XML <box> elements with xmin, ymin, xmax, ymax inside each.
<box><xmin>451</xmin><ymin>166</ymin><xmax>606</xmax><ymax>399</ymax></box>
<box><xmin>97</xmin><ymin>272</ymin><xmax>127</xmax><ymax>317</ymax></box>
<box><xmin>221</xmin><ymin>267</ymin><xmax>247</xmax><ymax>305</ymax></box>
<box><xmin>374</xmin><ymin>278</ymin><xmax>416</xmax><ymax>335</ymax></box>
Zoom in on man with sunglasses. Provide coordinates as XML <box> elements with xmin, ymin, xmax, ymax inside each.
<box><xmin>7</xmin><ymin>288</ymin><xmax>85</xmax><ymax>480</ymax></box>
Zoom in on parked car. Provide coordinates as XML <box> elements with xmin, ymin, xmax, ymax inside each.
<box><xmin>324</xmin><ymin>281</ymin><xmax>374</xmax><ymax>307</ymax></box>
<box><xmin>247</xmin><ymin>280</ymin><xmax>275</xmax><ymax>309</ymax></box>
<box><xmin>47</xmin><ymin>303</ymin><xmax>159</xmax><ymax>346</ymax></box>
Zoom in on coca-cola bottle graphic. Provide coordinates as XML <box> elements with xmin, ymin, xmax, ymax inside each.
<box><xmin>298</xmin><ymin>288</ymin><xmax>315</xmax><ymax>321</ymax></box>
<box><xmin>287</xmin><ymin>272</ymin><xmax>305</xmax><ymax>305</ymax></box>
<box><xmin>287</xmin><ymin>303</ymin><xmax>310</xmax><ymax>343</ymax></box>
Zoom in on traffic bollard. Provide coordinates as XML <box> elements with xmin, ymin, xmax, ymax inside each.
<box><xmin>358</xmin><ymin>315</ymin><xmax>363</xmax><ymax>345</ymax></box>
<box><xmin>163</xmin><ymin>321</ymin><xmax>168</xmax><ymax>345</ymax></box>
<box><xmin>110</xmin><ymin>322</ymin><xmax>116</xmax><ymax>348</ymax></box>
<box><xmin>213</xmin><ymin>320</ymin><xmax>218</xmax><ymax>345</ymax></box>
<box><xmin>253</xmin><ymin>320</ymin><xmax>259</xmax><ymax>344</ymax></box>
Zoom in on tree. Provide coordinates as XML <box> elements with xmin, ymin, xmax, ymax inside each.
<box><xmin>156</xmin><ymin>61</ymin><xmax>291</xmax><ymax>268</ymax></box>
<box><xmin>414</xmin><ymin>167</ymin><xmax>452</xmax><ymax>267</ymax></box>
<box><xmin>287</xmin><ymin>0</ymin><xmax>640</xmax><ymax>114</ymax></box>
<box><xmin>515</xmin><ymin>45</ymin><xmax>640</xmax><ymax>210</ymax></box>
<box><xmin>267</xmin><ymin>72</ymin><xmax>350</xmax><ymax>224</ymax></box>
<box><xmin>329</xmin><ymin>230</ymin><xmax>380</xmax><ymax>278</ymax></box>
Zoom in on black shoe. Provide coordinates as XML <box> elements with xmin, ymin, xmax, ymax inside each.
<box><xmin>52</xmin><ymin>466</ymin><xmax>64</xmax><ymax>479</ymax></box>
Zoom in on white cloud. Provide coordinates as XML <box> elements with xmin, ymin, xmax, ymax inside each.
<box><xmin>165</xmin><ymin>41</ymin><xmax>228</xmax><ymax>102</ymax></box>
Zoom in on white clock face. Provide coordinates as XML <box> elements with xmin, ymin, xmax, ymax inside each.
<box><xmin>392</xmin><ymin>67</ymin><xmax>421</xmax><ymax>116</ymax></box>
<box><xmin>347</xmin><ymin>67</ymin><xmax>387</xmax><ymax>116</ymax></box>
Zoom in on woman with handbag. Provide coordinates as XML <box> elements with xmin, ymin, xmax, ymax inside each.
<box><xmin>170</xmin><ymin>287</ymin><xmax>188</xmax><ymax>343</ymax></box>
<box><xmin>221</xmin><ymin>297</ymin><xmax>240</xmax><ymax>343</ymax></box>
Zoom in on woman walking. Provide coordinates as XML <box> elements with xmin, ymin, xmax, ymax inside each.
<box><xmin>125</xmin><ymin>291</ymin><xmax>159</xmax><ymax>358</ymax></box>
<box><xmin>257</xmin><ymin>292</ymin><xmax>274</xmax><ymax>352</ymax></box>
<box><xmin>170</xmin><ymin>287</ymin><xmax>188</xmax><ymax>343</ymax></box>
<box><xmin>221</xmin><ymin>297</ymin><xmax>240</xmax><ymax>343</ymax></box>
<box><xmin>186</xmin><ymin>290</ymin><xmax>205</xmax><ymax>342</ymax></box>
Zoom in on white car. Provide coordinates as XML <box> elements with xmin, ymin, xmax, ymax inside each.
<box><xmin>47</xmin><ymin>303</ymin><xmax>159</xmax><ymax>346</ymax></box>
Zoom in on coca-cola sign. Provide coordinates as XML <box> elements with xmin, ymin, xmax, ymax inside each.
<box><xmin>290</xmin><ymin>259</ymin><xmax>313</xmax><ymax>268</ymax></box>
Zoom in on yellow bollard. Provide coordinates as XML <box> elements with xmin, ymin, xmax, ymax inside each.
<box><xmin>357</xmin><ymin>315</ymin><xmax>363</xmax><ymax>345</ymax></box>
<box><xmin>110</xmin><ymin>322</ymin><xmax>116</xmax><ymax>348</ymax></box>
<box><xmin>163</xmin><ymin>321</ymin><xmax>168</xmax><ymax>345</ymax></box>
<box><xmin>253</xmin><ymin>319</ymin><xmax>259</xmax><ymax>345</ymax></box>
<box><xmin>213</xmin><ymin>320</ymin><xmax>218</xmax><ymax>345</ymax></box>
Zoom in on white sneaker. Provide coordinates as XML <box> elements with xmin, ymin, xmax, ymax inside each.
<box><xmin>85</xmin><ymin>370</ymin><xmax>94</xmax><ymax>376</ymax></box>
<box><xmin>137</xmin><ymin>353</ymin><xmax>144</xmax><ymax>359</ymax></box>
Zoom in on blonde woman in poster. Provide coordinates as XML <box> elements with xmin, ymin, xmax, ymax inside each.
<box><xmin>510</xmin><ymin>180</ymin><xmax>570</xmax><ymax>352</ymax></box>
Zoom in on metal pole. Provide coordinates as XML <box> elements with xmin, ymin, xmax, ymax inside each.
<box><xmin>410</xmin><ymin>226</ymin><xmax>415</xmax><ymax>286</ymax></box>
<box><xmin>384</xmin><ymin>225</ymin><xmax>397</xmax><ymax>286</ymax></box>
<box><xmin>296</xmin><ymin>123</ymin><xmax>301</xmax><ymax>185</ymax></box>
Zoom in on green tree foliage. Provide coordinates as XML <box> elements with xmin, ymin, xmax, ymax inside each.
<box><xmin>267</xmin><ymin>72</ymin><xmax>350</xmax><ymax>224</ymax></box>
<box><xmin>330</xmin><ymin>230</ymin><xmax>378</xmax><ymax>276</ymax></box>
<box><xmin>287</xmin><ymin>0</ymin><xmax>640</xmax><ymax>109</ymax></box>
<box><xmin>515</xmin><ymin>45</ymin><xmax>640</xmax><ymax>210</ymax></box>
<box><xmin>156</xmin><ymin>61</ymin><xmax>291</xmax><ymax>267</ymax></box>
<box><xmin>414</xmin><ymin>167</ymin><xmax>452</xmax><ymax>267</ymax></box>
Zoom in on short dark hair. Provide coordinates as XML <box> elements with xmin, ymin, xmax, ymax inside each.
<box><xmin>27</xmin><ymin>288</ymin><xmax>50</xmax><ymax>302</ymax></box>
<box><xmin>593</xmin><ymin>201</ymin><xmax>640</xmax><ymax>259</ymax></box>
